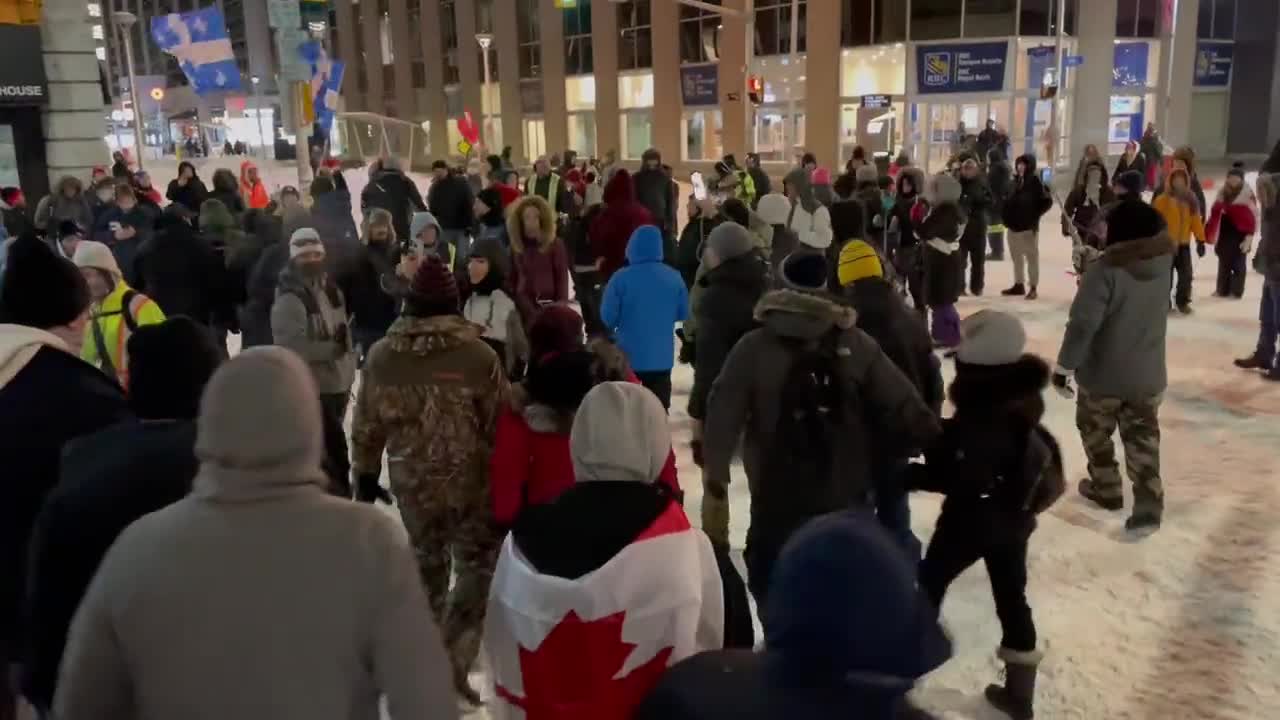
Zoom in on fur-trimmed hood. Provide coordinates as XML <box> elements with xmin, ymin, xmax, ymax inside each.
<box><xmin>507</xmin><ymin>194</ymin><xmax>557</xmax><ymax>254</ymax></box>
<box><xmin>1104</xmin><ymin>231</ymin><xmax>1173</xmax><ymax>279</ymax></box>
<box><xmin>754</xmin><ymin>289</ymin><xmax>856</xmax><ymax>341</ymax></box>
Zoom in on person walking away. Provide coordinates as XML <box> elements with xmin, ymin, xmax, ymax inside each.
<box><xmin>362</xmin><ymin>155</ymin><xmax>427</xmax><ymax>242</ymax></box>
<box><xmin>271</xmin><ymin>228</ymin><xmax>357</xmax><ymax>497</ymax></box>
<box><xmin>977</xmin><ymin>119</ymin><xmax>1004</xmax><ymax>162</ymax></box>
<box><xmin>239</xmin><ymin>160</ymin><xmax>270</xmax><ymax>210</ymax></box>
<box><xmin>209</xmin><ymin>168</ymin><xmax>245</xmax><ymax>216</ymax></box>
<box><xmin>74</xmin><ymin>240</ymin><xmax>166</xmax><ymax>387</ymax></box>
<box><xmin>853</xmin><ymin>165</ymin><xmax>887</xmax><ymax>252</ymax></box>
<box><xmin>508</xmin><ymin>195</ymin><xmax>570</xmax><ymax>313</ymax></box>
<box><xmin>52</xmin><ymin>347</ymin><xmax>459</xmax><ymax>720</ymax></box>
<box><xmin>165</xmin><ymin>161</ymin><xmax>208</xmax><ymax>213</ymax></box>
<box><xmin>347</xmin><ymin>208</ymin><xmax>401</xmax><ymax>366</ymax></box>
<box><xmin>1140</xmin><ymin>124</ymin><xmax>1163</xmax><ymax>190</ymax></box>
<box><xmin>756</xmin><ymin>192</ymin><xmax>797</xmax><ymax>276</ymax></box>
<box><xmin>1115</xmin><ymin>140</ymin><xmax>1146</xmax><ymax>181</ymax></box>
<box><xmin>636</xmin><ymin>511</ymin><xmax>950</xmax><ymax>720</ymax></box>
<box><xmin>428</xmin><ymin>159</ymin><xmax>475</xmax><ymax>266</ymax></box>
<box><xmin>567</xmin><ymin>182</ymin><xmax>607</xmax><ymax>336</ymax></box>
<box><xmin>889</xmin><ymin>168</ymin><xmax>928</xmax><ymax>316</ymax></box>
<box><xmin>34</xmin><ymin>176</ymin><xmax>93</xmax><ymax>238</ymax></box>
<box><xmin>701</xmin><ymin>252</ymin><xmax>940</xmax><ymax>608</ymax></box>
<box><xmin>199</xmin><ymin>198</ymin><xmax>262</xmax><ymax>351</ymax></box>
<box><xmin>1001</xmin><ymin>154</ymin><xmax>1054</xmax><ymax>299</ymax></box>
<box><xmin>745</xmin><ymin>152</ymin><xmax>771</xmax><ymax>206</ymax></box>
<box><xmin>473</xmin><ymin>186</ymin><xmax>509</xmax><ymax>247</ymax></box>
<box><xmin>351</xmin><ymin>255</ymin><xmax>509</xmax><ymax>705</ymax></box>
<box><xmin>21</xmin><ymin>318</ymin><xmax>222</xmax><ymax>714</ymax></box>
<box><xmin>309</xmin><ymin>174</ymin><xmax>361</xmax><ymax>291</ymax></box>
<box><xmin>916</xmin><ymin>173</ymin><xmax>967</xmax><ymax>348</ymax></box>
<box><xmin>601</xmin><ymin>225</ymin><xmax>689</xmax><ymax>409</ymax></box>
<box><xmin>986</xmin><ymin>149</ymin><xmax>1012</xmax><ymax>261</ymax></box>
<box><xmin>90</xmin><ymin>184</ymin><xmax>151</xmax><ymax>285</ymax></box>
<box><xmin>1055</xmin><ymin>179</ymin><xmax>1171</xmax><ymax>533</ymax></box>
<box><xmin>634</xmin><ymin>149</ymin><xmax>676</xmax><ymax>241</ymax></box>
<box><xmin>1234</xmin><ymin>171</ymin><xmax>1280</xmax><ymax>379</ymax></box>
<box><xmin>134</xmin><ymin>206</ymin><xmax>225</xmax><ymax>329</ymax></box>
<box><xmin>688</xmin><ymin>222</ymin><xmax>770</xmax><ymax>464</ymax></box>
<box><xmin>958</xmin><ymin>158</ymin><xmax>993</xmax><ymax>296</ymax></box>
<box><xmin>811</xmin><ymin>167</ymin><xmax>836</xmax><ymax>207</ymax></box>
<box><xmin>486</xmin><ymin>382</ymin><xmax>728</xmax><ymax>718</ymax></box>
<box><xmin>461</xmin><ymin>238</ymin><xmax>528</xmax><ymax>378</ymax></box>
<box><xmin>1152</xmin><ymin>166</ymin><xmax>1205</xmax><ymax>314</ymax></box>
<box><xmin>590</xmin><ymin>168</ymin><xmax>654</xmax><ymax>282</ymax></box>
<box><xmin>784</xmin><ymin>167</ymin><xmax>833</xmax><ymax>253</ymax></box>
<box><xmin>1206</xmin><ymin>162</ymin><xmax>1258</xmax><ymax>298</ymax></box>
<box><xmin>838</xmin><ymin>241</ymin><xmax>943</xmax><ymax>561</ymax></box>
<box><xmin>912</xmin><ymin>310</ymin><xmax>1066</xmax><ymax>720</ymax></box>
<box><xmin>0</xmin><ymin>236</ymin><xmax>128</xmax><ymax>719</ymax></box>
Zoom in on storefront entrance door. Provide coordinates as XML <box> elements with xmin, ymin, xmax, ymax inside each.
<box><xmin>914</xmin><ymin>99</ymin><xmax>1012</xmax><ymax>173</ymax></box>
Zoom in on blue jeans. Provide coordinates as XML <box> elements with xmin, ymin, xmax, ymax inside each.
<box><xmin>1257</xmin><ymin>280</ymin><xmax>1280</xmax><ymax>362</ymax></box>
<box><xmin>877</xmin><ymin>460</ymin><xmax>922</xmax><ymax>564</ymax></box>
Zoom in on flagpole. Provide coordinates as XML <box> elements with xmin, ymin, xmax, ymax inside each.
<box><xmin>112</xmin><ymin>10</ymin><xmax>146</xmax><ymax>172</ymax></box>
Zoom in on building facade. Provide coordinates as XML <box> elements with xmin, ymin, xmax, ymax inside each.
<box><xmin>330</xmin><ymin>0</ymin><xmax>1271</xmax><ymax>172</ymax></box>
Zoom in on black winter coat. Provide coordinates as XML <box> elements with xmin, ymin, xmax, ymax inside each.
<box><xmin>1115</xmin><ymin>153</ymin><xmax>1147</xmax><ymax>181</ymax></box>
<box><xmin>347</xmin><ymin>240</ymin><xmax>402</xmax><ymax>335</ymax></box>
<box><xmin>634</xmin><ymin>168</ymin><xmax>676</xmax><ymax>235</ymax></box>
<box><xmin>134</xmin><ymin>220</ymin><xmax>225</xmax><ymax>325</ymax></box>
<box><xmin>844</xmin><ymin>278</ymin><xmax>943</xmax><ymax>415</ymax></box>
<box><xmin>916</xmin><ymin>203</ymin><xmax>966</xmax><ymax>306</ymax></box>
<box><xmin>856</xmin><ymin>186</ymin><xmax>887</xmax><ymax>249</ymax></box>
<box><xmin>747</xmin><ymin>167</ymin><xmax>772</xmax><ymax>207</ymax></box>
<box><xmin>1002</xmin><ymin>171</ymin><xmax>1053</xmax><ymax>233</ymax></box>
<box><xmin>241</xmin><ymin>240</ymin><xmax>290</xmax><ymax>348</ymax></box>
<box><xmin>959</xmin><ymin>176</ymin><xmax>992</xmax><ymax>249</ymax></box>
<box><xmin>427</xmin><ymin>173</ymin><xmax>475</xmax><ymax>231</ymax></box>
<box><xmin>208</xmin><ymin>188</ymin><xmax>245</xmax><ymax>217</ymax></box>
<box><xmin>312</xmin><ymin>190</ymin><xmax>361</xmax><ymax>291</ymax></box>
<box><xmin>0</xmin><ymin>345</ymin><xmax>128</xmax><ymax>663</ymax></box>
<box><xmin>1062</xmin><ymin>186</ymin><xmax>1117</xmax><ymax>247</ymax></box>
<box><xmin>360</xmin><ymin>170</ymin><xmax>426</xmax><ymax>241</ymax></box>
<box><xmin>165</xmin><ymin>176</ymin><xmax>208</xmax><ymax>213</ymax></box>
<box><xmin>21</xmin><ymin>419</ymin><xmax>197</xmax><ymax>710</ymax></box>
<box><xmin>676</xmin><ymin>214</ymin><xmax>718</xmax><ymax>289</ymax></box>
<box><xmin>689</xmin><ymin>254</ymin><xmax>770</xmax><ymax>420</ymax></box>
<box><xmin>987</xmin><ymin>158</ymin><xmax>1013</xmax><ymax>225</ymax></box>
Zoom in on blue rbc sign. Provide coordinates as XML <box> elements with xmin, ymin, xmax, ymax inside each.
<box><xmin>922</xmin><ymin>52</ymin><xmax>953</xmax><ymax>88</ymax></box>
<box><xmin>916</xmin><ymin>42</ymin><xmax>1008</xmax><ymax>95</ymax></box>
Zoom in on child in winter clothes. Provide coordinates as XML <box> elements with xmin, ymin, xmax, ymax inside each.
<box><xmin>911</xmin><ymin>310</ymin><xmax>1065</xmax><ymax>720</ymax></box>
<box><xmin>601</xmin><ymin>225</ymin><xmax>689</xmax><ymax>409</ymax></box>
<box><xmin>1206</xmin><ymin>163</ymin><xmax>1258</xmax><ymax>298</ymax></box>
<box><xmin>461</xmin><ymin>238</ymin><xmax>528</xmax><ymax>378</ymax></box>
<box><xmin>915</xmin><ymin>173</ymin><xmax>967</xmax><ymax>348</ymax></box>
<box><xmin>1152</xmin><ymin>167</ymin><xmax>1206</xmax><ymax>313</ymax></box>
<box><xmin>889</xmin><ymin>168</ymin><xmax>927</xmax><ymax>317</ymax></box>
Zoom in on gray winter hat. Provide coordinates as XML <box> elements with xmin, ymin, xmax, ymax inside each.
<box><xmin>409</xmin><ymin>211</ymin><xmax>442</xmax><ymax>240</ymax></box>
<box><xmin>570</xmin><ymin>381</ymin><xmax>670</xmax><ymax>485</ymax></box>
<box><xmin>706</xmin><ymin>222</ymin><xmax>755</xmax><ymax>262</ymax></box>
<box><xmin>956</xmin><ymin>310</ymin><xmax>1026</xmax><ymax>366</ymax></box>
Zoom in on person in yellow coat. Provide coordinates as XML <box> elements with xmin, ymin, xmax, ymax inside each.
<box><xmin>72</xmin><ymin>240</ymin><xmax>165</xmax><ymax>388</ymax></box>
<box><xmin>1151</xmin><ymin>167</ymin><xmax>1206</xmax><ymax>314</ymax></box>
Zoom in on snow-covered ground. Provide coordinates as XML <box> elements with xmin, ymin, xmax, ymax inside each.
<box><xmin>160</xmin><ymin>156</ymin><xmax>1280</xmax><ymax>719</ymax></box>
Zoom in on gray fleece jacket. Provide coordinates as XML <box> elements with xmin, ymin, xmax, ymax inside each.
<box><xmin>1057</xmin><ymin>232</ymin><xmax>1173</xmax><ymax>401</ymax></box>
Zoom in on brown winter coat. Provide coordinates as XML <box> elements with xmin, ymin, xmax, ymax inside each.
<box><xmin>506</xmin><ymin>194</ymin><xmax>570</xmax><ymax>307</ymax></box>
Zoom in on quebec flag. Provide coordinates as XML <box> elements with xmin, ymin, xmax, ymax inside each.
<box><xmin>150</xmin><ymin>8</ymin><xmax>242</xmax><ymax>95</ymax></box>
<box><xmin>299</xmin><ymin>41</ymin><xmax>345</xmax><ymax>133</ymax></box>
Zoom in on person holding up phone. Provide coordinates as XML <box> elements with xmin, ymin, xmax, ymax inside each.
<box><xmin>90</xmin><ymin>184</ymin><xmax>152</xmax><ymax>286</ymax></box>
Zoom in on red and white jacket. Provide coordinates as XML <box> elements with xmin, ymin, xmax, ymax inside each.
<box><xmin>1206</xmin><ymin>186</ymin><xmax>1258</xmax><ymax>245</ymax></box>
<box><xmin>484</xmin><ymin>503</ymin><xmax>724</xmax><ymax>720</ymax></box>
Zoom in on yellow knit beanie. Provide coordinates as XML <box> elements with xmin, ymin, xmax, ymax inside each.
<box><xmin>837</xmin><ymin>240</ymin><xmax>883</xmax><ymax>287</ymax></box>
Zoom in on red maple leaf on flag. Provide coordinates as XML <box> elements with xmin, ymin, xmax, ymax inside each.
<box><xmin>495</xmin><ymin>610</ymin><xmax>674</xmax><ymax>720</ymax></box>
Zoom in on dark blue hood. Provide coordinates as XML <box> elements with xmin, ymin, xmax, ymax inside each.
<box><xmin>625</xmin><ymin>224</ymin><xmax>665</xmax><ymax>265</ymax></box>
<box><xmin>763</xmin><ymin>511</ymin><xmax>951</xmax><ymax>686</ymax></box>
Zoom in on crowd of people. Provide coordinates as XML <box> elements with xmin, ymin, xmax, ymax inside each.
<box><xmin>0</xmin><ymin>131</ymin><xmax>1278</xmax><ymax>720</ymax></box>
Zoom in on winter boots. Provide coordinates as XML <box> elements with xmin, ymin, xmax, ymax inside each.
<box><xmin>1234</xmin><ymin>353</ymin><xmax>1280</xmax><ymax>381</ymax></box>
<box><xmin>1077</xmin><ymin>478</ymin><xmax>1124</xmax><ymax>511</ymax></box>
<box><xmin>1125</xmin><ymin>511</ymin><xmax>1162</xmax><ymax>533</ymax></box>
<box><xmin>985</xmin><ymin>647</ymin><xmax>1042</xmax><ymax>719</ymax></box>
<box><xmin>1025</xmin><ymin>286</ymin><xmax>1038</xmax><ymax>300</ymax></box>
<box><xmin>1001</xmin><ymin>283</ymin><xmax>1026</xmax><ymax>296</ymax></box>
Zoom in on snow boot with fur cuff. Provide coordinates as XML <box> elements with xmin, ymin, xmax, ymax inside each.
<box><xmin>985</xmin><ymin>647</ymin><xmax>1043</xmax><ymax>719</ymax></box>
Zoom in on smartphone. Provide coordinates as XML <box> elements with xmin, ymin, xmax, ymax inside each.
<box><xmin>691</xmin><ymin>171</ymin><xmax>707</xmax><ymax>201</ymax></box>
<box><xmin>109</xmin><ymin>221</ymin><xmax>122</xmax><ymax>232</ymax></box>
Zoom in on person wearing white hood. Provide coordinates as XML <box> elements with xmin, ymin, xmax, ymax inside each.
<box><xmin>53</xmin><ymin>347</ymin><xmax>458</xmax><ymax>720</ymax></box>
<box><xmin>0</xmin><ymin>235</ymin><xmax>128</xmax><ymax>717</ymax></box>
<box><xmin>782</xmin><ymin>167</ymin><xmax>833</xmax><ymax>252</ymax></box>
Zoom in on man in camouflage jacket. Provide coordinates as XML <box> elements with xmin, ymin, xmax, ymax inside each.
<box><xmin>350</xmin><ymin>254</ymin><xmax>510</xmax><ymax>705</ymax></box>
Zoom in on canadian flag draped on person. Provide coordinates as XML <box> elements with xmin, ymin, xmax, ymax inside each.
<box><xmin>484</xmin><ymin>382</ymin><xmax>724</xmax><ymax>719</ymax></box>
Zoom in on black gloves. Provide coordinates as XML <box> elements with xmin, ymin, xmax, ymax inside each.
<box><xmin>676</xmin><ymin>328</ymin><xmax>696</xmax><ymax>365</ymax></box>
<box><xmin>1196</xmin><ymin>241</ymin><xmax>1206</xmax><ymax>258</ymax></box>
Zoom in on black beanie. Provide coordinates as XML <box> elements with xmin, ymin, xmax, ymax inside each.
<box><xmin>126</xmin><ymin>316</ymin><xmax>224</xmax><ymax>419</ymax></box>
<box><xmin>1114</xmin><ymin>170</ymin><xmax>1144</xmax><ymax>197</ymax></box>
<box><xmin>780</xmin><ymin>251</ymin><xmax>830</xmax><ymax>292</ymax></box>
<box><xmin>0</xmin><ymin>234</ymin><xmax>90</xmax><ymax>329</ymax></box>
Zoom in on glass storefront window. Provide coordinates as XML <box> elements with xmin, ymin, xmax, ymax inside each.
<box><xmin>0</xmin><ymin>125</ymin><xmax>17</xmax><ymax>187</ymax></box>
<box><xmin>1015</xmin><ymin>37</ymin><xmax>1079</xmax><ymax>90</ymax></box>
<box><xmin>840</xmin><ymin>101</ymin><xmax>905</xmax><ymax>165</ymax></box>
<box><xmin>910</xmin><ymin>0</ymin><xmax>961</xmax><ymax>41</ymax></box>
<box><xmin>618</xmin><ymin>73</ymin><xmax>654</xmax><ymax>109</ymax></box>
<box><xmin>565</xmin><ymin>76</ymin><xmax>596</xmax><ymax>112</ymax></box>
<box><xmin>965</xmin><ymin>0</ymin><xmax>1016</xmax><ymax>37</ymax></box>
<box><xmin>839</xmin><ymin>44</ymin><xmax>906</xmax><ymax>97</ymax></box>
<box><xmin>683</xmin><ymin>109</ymin><xmax>723</xmax><ymax>161</ymax></box>
<box><xmin>568</xmin><ymin>112</ymin><xmax>596</xmax><ymax>156</ymax></box>
<box><xmin>754</xmin><ymin>110</ymin><xmax>804</xmax><ymax>162</ymax></box>
<box><xmin>523</xmin><ymin>118</ymin><xmax>547</xmax><ymax>161</ymax></box>
<box><xmin>622</xmin><ymin>111</ymin><xmax>652</xmax><ymax>159</ymax></box>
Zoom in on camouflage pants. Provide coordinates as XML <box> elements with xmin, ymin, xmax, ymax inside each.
<box><xmin>393</xmin><ymin>480</ymin><xmax>501</xmax><ymax>682</ymax></box>
<box><xmin>1075</xmin><ymin>390</ymin><xmax>1164</xmax><ymax>514</ymax></box>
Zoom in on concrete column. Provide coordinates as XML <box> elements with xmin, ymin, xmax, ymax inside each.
<box><xmin>418</xmin><ymin>0</ymin><xmax>449</xmax><ymax>159</ymax></box>
<box><xmin>651</xmin><ymin>0</ymin><xmax>680</xmax><ymax>164</ymax></box>
<box><xmin>389</xmin><ymin>0</ymin><xmax>415</xmax><ymax>119</ymax></box>
<box><xmin>494</xmin><ymin>0</ymin><xmax>524</xmax><ymax>162</ymax></box>
<box><xmin>806</xmin><ymin>0</ymin><xmax>840</xmax><ymax>168</ymax></box>
<box><xmin>1227</xmin><ymin>0</ymin><xmax>1280</xmax><ymax>155</ymax></box>
<box><xmin>456</xmin><ymin>0</ymin><xmax>484</xmax><ymax>146</ymax></box>
<box><xmin>243</xmin><ymin>0</ymin><xmax>276</xmax><ymax>94</ymax></box>
<box><xmin>539</xmin><ymin>0</ymin><xmax>568</xmax><ymax>156</ymax></box>
<box><xmin>591</xmin><ymin>0</ymin><xmax>620</xmax><ymax>159</ymax></box>
<box><xmin>334</xmin><ymin>0</ymin><xmax>363</xmax><ymax>110</ymax></box>
<box><xmin>360</xmin><ymin>0</ymin><xmax>385</xmax><ymax>115</ymax></box>
<box><xmin>719</xmin><ymin>0</ymin><xmax>748</xmax><ymax>156</ymax></box>
<box><xmin>42</xmin><ymin>0</ymin><xmax>109</xmax><ymax>186</ymax></box>
<box><xmin>1159</xmin><ymin>0</ymin><xmax>1199</xmax><ymax>150</ymax></box>
<box><xmin>1069</xmin><ymin>0</ymin><xmax>1117</xmax><ymax>165</ymax></box>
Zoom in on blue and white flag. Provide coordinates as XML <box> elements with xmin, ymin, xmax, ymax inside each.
<box><xmin>299</xmin><ymin>40</ymin><xmax>345</xmax><ymax>133</ymax></box>
<box><xmin>151</xmin><ymin>8</ymin><xmax>242</xmax><ymax>95</ymax></box>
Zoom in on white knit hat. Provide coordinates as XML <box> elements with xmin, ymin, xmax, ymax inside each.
<box><xmin>71</xmin><ymin>240</ymin><xmax>122</xmax><ymax>279</ymax></box>
<box><xmin>956</xmin><ymin>310</ymin><xmax>1027</xmax><ymax>366</ymax></box>
<box><xmin>570</xmin><ymin>381</ymin><xmax>670</xmax><ymax>484</ymax></box>
<box><xmin>756</xmin><ymin>193</ymin><xmax>791</xmax><ymax>226</ymax></box>
<box><xmin>288</xmin><ymin>227</ymin><xmax>325</xmax><ymax>259</ymax></box>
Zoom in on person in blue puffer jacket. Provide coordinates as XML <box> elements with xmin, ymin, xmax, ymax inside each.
<box><xmin>601</xmin><ymin>224</ymin><xmax>689</xmax><ymax>409</ymax></box>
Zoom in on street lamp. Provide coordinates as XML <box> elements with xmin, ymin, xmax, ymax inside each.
<box><xmin>476</xmin><ymin>33</ymin><xmax>494</xmax><ymax>153</ymax></box>
<box><xmin>112</xmin><ymin>10</ymin><xmax>145</xmax><ymax>172</ymax></box>
<box><xmin>251</xmin><ymin>75</ymin><xmax>266</xmax><ymax>157</ymax></box>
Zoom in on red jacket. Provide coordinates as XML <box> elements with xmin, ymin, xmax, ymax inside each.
<box><xmin>1205</xmin><ymin>192</ymin><xmax>1258</xmax><ymax>245</ymax></box>
<box><xmin>491</xmin><ymin>372</ymin><xmax>680</xmax><ymax>528</ymax></box>
<box><xmin>589</xmin><ymin>170</ymin><xmax>654</xmax><ymax>281</ymax></box>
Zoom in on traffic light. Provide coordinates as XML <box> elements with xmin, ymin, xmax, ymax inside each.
<box><xmin>747</xmin><ymin>75</ymin><xmax>763</xmax><ymax>106</ymax></box>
